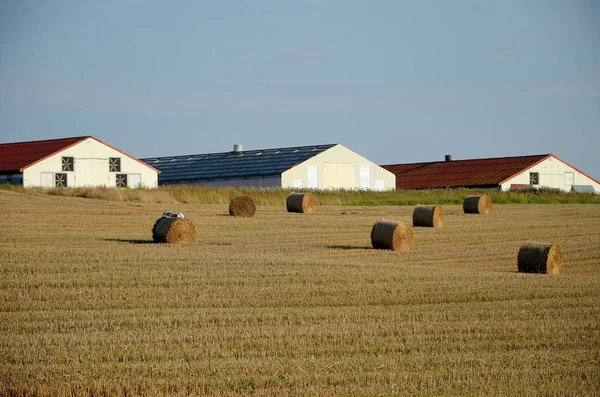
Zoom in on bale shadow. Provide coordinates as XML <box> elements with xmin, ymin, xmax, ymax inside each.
<box><xmin>104</xmin><ymin>238</ymin><xmax>155</xmax><ymax>245</ymax></box>
<box><xmin>327</xmin><ymin>245</ymin><xmax>372</xmax><ymax>251</ymax></box>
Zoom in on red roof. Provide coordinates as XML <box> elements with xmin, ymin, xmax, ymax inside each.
<box><xmin>0</xmin><ymin>136</ymin><xmax>160</xmax><ymax>174</ymax></box>
<box><xmin>0</xmin><ymin>136</ymin><xmax>89</xmax><ymax>172</ymax></box>
<box><xmin>382</xmin><ymin>154</ymin><xmax>551</xmax><ymax>189</ymax></box>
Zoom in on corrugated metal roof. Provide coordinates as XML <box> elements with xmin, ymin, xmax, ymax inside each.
<box><xmin>382</xmin><ymin>154</ymin><xmax>551</xmax><ymax>189</ymax></box>
<box><xmin>0</xmin><ymin>136</ymin><xmax>89</xmax><ymax>173</ymax></box>
<box><xmin>571</xmin><ymin>185</ymin><xmax>596</xmax><ymax>193</ymax></box>
<box><xmin>141</xmin><ymin>144</ymin><xmax>337</xmax><ymax>185</ymax></box>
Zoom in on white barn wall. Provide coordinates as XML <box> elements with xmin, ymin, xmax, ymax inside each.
<box><xmin>23</xmin><ymin>137</ymin><xmax>158</xmax><ymax>188</ymax></box>
<box><xmin>500</xmin><ymin>156</ymin><xmax>600</xmax><ymax>192</ymax></box>
<box><xmin>281</xmin><ymin>144</ymin><xmax>395</xmax><ymax>190</ymax></box>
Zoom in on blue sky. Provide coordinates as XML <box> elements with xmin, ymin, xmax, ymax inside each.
<box><xmin>1</xmin><ymin>0</ymin><xmax>599</xmax><ymax>179</ymax></box>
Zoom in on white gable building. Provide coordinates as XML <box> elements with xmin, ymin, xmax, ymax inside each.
<box><xmin>0</xmin><ymin>136</ymin><xmax>159</xmax><ymax>188</ymax></box>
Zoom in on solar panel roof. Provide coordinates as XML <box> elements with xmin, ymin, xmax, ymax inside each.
<box><xmin>141</xmin><ymin>144</ymin><xmax>337</xmax><ymax>185</ymax></box>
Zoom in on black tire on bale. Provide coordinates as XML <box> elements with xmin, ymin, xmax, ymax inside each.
<box><xmin>286</xmin><ymin>193</ymin><xmax>316</xmax><ymax>213</ymax></box>
<box><xmin>463</xmin><ymin>195</ymin><xmax>492</xmax><ymax>214</ymax></box>
<box><xmin>152</xmin><ymin>217</ymin><xmax>196</xmax><ymax>244</ymax></box>
<box><xmin>371</xmin><ymin>219</ymin><xmax>413</xmax><ymax>252</ymax></box>
<box><xmin>229</xmin><ymin>196</ymin><xmax>256</xmax><ymax>217</ymax></box>
<box><xmin>517</xmin><ymin>241</ymin><xmax>562</xmax><ymax>274</ymax></box>
<box><xmin>413</xmin><ymin>205</ymin><xmax>444</xmax><ymax>227</ymax></box>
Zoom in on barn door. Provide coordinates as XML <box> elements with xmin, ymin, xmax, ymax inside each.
<box><xmin>40</xmin><ymin>172</ymin><xmax>54</xmax><ymax>188</ymax></box>
<box><xmin>307</xmin><ymin>165</ymin><xmax>318</xmax><ymax>188</ymax></box>
<box><xmin>324</xmin><ymin>164</ymin><xmax>336</xmax><ymax>189</ymax></box>
<box><xmin>359</xmin><ymin>166</ymin><xmax>370</xmax><ymax>190</ymax></box>
<box><xmin>128</xmin><ymin>174</ymin><xmax>141</xmax><ymax>188</ymax></box>
<box><xmin>325</xmin><ymin>164</ymin><xmax>355</xmax><ymax>189</ymax></box>
<box><xmin>338</xmin><ymin>164</ymin><xmax>354</xmax><ymax>189</ymax></box>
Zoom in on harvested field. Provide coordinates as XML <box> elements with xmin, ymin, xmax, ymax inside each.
<box><xmin>0</xmin><ymin>190</ymin><xmax>599</xmax><ymax>396</ymax></box>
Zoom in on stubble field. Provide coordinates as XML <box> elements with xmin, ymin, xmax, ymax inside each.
<box><xmin>1</xmin><ymin>190</ymin><xmax>599</xmax><ymax>396</ymax></box>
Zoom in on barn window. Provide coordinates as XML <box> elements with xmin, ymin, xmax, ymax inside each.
<box><xmin>564</xmin><ymin>172</ymin><xmax>574</xmax><ymax>186</ymax></box>
<box><xmin>62</xmin><ymin>157</ymin><xmax>74</xmax><ymax>171</ymax></box>
<box><xmin>529</xmin><ymin>172</ymin><xmax>539</xmax><ymax>185</ymax></box>
<box><xmin>109</xmin><ymin>157</ymin><xmax>121</xmax><ymax>172</ymax></box>
<box><xmin>55</xmin><ymin>173</ymin><xmax>67</xmax><ymax>187</ymax></box>
<box><xmin>116</xmin><ymin>174</ymin><xmax>128</xmax><ymax>188</ymax></box>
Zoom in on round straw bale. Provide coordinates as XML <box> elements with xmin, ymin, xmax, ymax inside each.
<box><xmin>517</xmin><ymin>241</ymin><xmax>561</xmax><ymax>274</ymax></box>
<box><xmin>413</xmin><ymin>205</ymin><xmax>444</xmax><ymax>227</ymax></box>
<box><xmin>229</xmin><ymin>196</ymin><xmax>256</xmax><ymax>217</ymax></box>
<box><xmin>286</xmin><ymin>193</ymin><xmax>316</xmax><ymax>213</ymax></box>
<box><xmin>463</xmin><ymin>195</ymin><xmax>492</xmax><ymax>214</ymax></box>
<box><xmin>371</xmin><ymin>219</ymin><xmax>413</xmax><ymax>251</ymax></box>
<box><xmin>152</xmin><ymin>217</ymin><xmax>196</xmax><ymax>244</ymax></box>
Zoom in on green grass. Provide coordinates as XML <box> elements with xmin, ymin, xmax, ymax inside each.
<box><xmin>2</xmin><ymin>184</ymin><xmax>599</xmax><ymax>205</ymax></box>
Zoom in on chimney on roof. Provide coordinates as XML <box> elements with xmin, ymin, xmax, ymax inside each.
<box><xmin>233</xmin><ymin>144</ymin><xmax>243</xmax><ymax>152</ymax></box>
<box><xmin>445</xmin><ymin>154</ymin><xmax>453</xmax><ymax>162</ymax></box>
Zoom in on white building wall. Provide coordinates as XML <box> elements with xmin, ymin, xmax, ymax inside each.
<box><xmin>500</xmin><ymin>156</ymin><xmax>600</xmax><ymax>192</ymax></box>
<box><xmin>281</xmin><ymin>144</ymin><xmax>395</xmax><ymax>190</ymax></box>
<box><xmin>23</xmin><ymin>137</ymin><xmax>158</xmax><ymax>188</ymax></box>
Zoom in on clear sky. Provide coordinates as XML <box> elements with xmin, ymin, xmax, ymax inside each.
<box><xmin>1</xmin><ymin>0</ymin><xmax>599</xmax><ymax>179</ymax></box>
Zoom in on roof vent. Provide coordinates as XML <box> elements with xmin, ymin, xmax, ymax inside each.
<box><xmin>233</xmin><ymin>144</ymin><xmax>243</xmax><ymax>152</ymax></box>
<box><xmin>445</xmin><ymin>154</ymin><xmax>453</xmax><ymax>162</ymax></box>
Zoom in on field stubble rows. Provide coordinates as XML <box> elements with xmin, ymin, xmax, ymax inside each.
<box><xmin>0</xmin><ymin>190</ymin><xmax>599</xmax><ymax>396</ymax></box>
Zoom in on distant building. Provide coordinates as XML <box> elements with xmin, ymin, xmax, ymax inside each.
<box><xmin>0</xmin><ymin>136</ymin><xmax>159</xmax><ymax>188</ymax></box>
<box><xmin>382</xmin><ymin>154</ymin><xmax>599</xmax><ymax>193</ymax></box>
<box><xmin>142</xmin><ymin>143</ymin><xmax>395</xmax><ymax>190</ymax></box>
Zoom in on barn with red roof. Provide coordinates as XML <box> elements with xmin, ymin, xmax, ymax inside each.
<box><xmin>382</xmin><ymin>154</ymin><xmax>599</xmax><ymax>193</ymax></box>
<box><xmin>0</xmin><ymin>136</ymin><xmax>159</xmax><ymax>188</ymax></box>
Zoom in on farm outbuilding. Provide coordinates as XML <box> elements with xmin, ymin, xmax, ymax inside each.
<box><xmin>142</xmin><ymin>144</ymin><xmax>395</xmax><ymax>191</ymax></box>
<box><xmin>382</xmin><ymin>154</ymin><xmax>599</xmax><ymax>193</ymax></box>
<box><xmin>0</xmin><ymin>136</ymin><xmax>159</xmax><ymax>188</ymax></box>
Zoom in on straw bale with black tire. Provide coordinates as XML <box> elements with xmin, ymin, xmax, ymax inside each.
<box><xmin>152</xmin><ymin>217</ymin><xmax>196</xmax><ymax>244</ymax></box>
